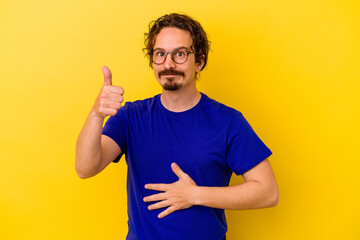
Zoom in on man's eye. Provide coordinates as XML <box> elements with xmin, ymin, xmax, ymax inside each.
<box><xmin>176</xmin><ymin>51</ymin><xmax>185</xmax><ymax>57</ymax></box>
<box><xmin>156</xmin><ymin>51</ymin><xmax>165</xmax><ymax>57</ymax></box>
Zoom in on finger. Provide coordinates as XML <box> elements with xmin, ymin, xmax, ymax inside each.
<box><xmin>143</xmin><ymin>192</ymin><xmax>167</xmax><ymax>203</ymax></box>
<box><xmin>100</xmin><ymin>108</ymin><xmax>118</xmax><ymax>117</ymax></box>
<box><xmin>109</xmin><ymin>85</ymin><xmax>124</xmax><ymax>95</ymax></box>
<box><xmin>171</xmin><ymin>162</ymin><xmax>188</xmax><ymax>179</ymax></box>
<box><xmin>103</xmin><ymin>85</ymin><xmax>124</xmax><ymax>95</ymax></box>
<box><xmin>101</xmin><ymin>101</ymin><xmax>122</xmax><ymax>110</ymax></box>
<box><xmin>147</xmin><ymin>200</ymin><xmax>171</xmax><ymax>210</ymax></box>
<box><xmin>101</xmin><ymin>91</ymin><xmax>124</xmax><ymax>103</ymax></box>
<box><xmin>145</xmin><ymin>183</ymin><xmax>170</xmax><ymax>192</ymax></box>
<box><xmin>158</xmin><ymin>206</ymin><xmax>177</xmax><ymax>218</ymax></box>
<box><xmin>102</xmin><ymin>66</ymin><xmax>112</xmax><ymax>86</ymax></box>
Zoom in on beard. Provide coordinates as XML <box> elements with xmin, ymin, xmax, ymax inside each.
<box><xmin>162</xmin><ymin>77</ymin><xmax>181</xmax><ymax>91</ymax></box>
<box><xmin>158</xmin><ymin>69</ymin><xmax>185</xmax><ymax>91</ymax></box>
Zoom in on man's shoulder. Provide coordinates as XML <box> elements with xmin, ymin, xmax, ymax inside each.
<box><xmin>202</xmin><ymin>92</ymin><xmax>242</xmax><ymax>117</ymax></box>
<box><xmin>123</xmin><ymin>94</ymin><xmax>159</xmax><ymax>110</ymax></box>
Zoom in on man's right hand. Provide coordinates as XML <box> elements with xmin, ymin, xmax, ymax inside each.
<box><xmin>92</xmin><ymin>66</ymin><xmax>125</xmax><ymax>118</ymax></box>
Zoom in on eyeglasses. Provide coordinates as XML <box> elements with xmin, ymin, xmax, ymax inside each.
<box><xmin>149</xmin><ymin>48</ymin><xmax>195</xmax><ymax>65</ymax></box>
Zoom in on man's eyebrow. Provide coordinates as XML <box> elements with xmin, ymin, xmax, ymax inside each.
<box><xmin>153</xmin><ymin>46</ymin><xmax>190</xmax><ymax>51</ymax></box>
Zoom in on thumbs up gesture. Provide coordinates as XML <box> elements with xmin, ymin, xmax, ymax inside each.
<box><xmin>92</xmin><ymin>66</ymin><xmax>124</xmax><ymax>118</ymax></box>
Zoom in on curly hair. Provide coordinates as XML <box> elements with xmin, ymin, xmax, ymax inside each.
<box><xmin>143</xmin><ymin>13</ymin><xmax>211</xmax><ymax>71</ymax></box>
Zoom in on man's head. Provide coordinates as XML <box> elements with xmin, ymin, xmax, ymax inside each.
<box><xmin>143</xmin><ymin>13</ymin><xmax>211</xmax><ymax>91</ymax></box>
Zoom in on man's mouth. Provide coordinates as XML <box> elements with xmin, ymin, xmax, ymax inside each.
<box><xmin>163</xmin><ymin>74</ymin><xmax>179</xmax><ymax>77</ymax></box>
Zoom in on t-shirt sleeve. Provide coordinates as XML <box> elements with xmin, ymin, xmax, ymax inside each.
<box><xmin>226</xmin><ymin>111</ymin><xmax>272</xmax><ymax>175</ymax></box>
<box><xmin>101</xmin><ymin>103</ymin><xmax>128</xmax><ymax>163</ymax></box>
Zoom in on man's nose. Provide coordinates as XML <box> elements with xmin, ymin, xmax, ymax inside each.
<box><xmin>163</xmin><ymin>52</ymin><xmax>176</xmax><ymax>69</ymax></box>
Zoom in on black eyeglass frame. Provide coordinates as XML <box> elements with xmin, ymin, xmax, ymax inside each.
<box><xmin>148</xmin><ymin>48</ymin><xmax>195</xmax><ymax>65</ymax></box>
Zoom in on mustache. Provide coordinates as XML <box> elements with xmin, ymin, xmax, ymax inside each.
<box><xmin>158</xmin><ymin>69</ymin><xmax>185</xmax><ymax>78</ymax></box>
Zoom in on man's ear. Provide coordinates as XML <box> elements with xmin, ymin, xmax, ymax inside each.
<box><xmin>195</xmin><ymin>55</ymin><xmax>205</xmax><ymax>72</ymax></box>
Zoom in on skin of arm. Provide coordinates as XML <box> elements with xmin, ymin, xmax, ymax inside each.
<box><xmin>75</xmin><ymin>113</ymin><xmax>121</xmax><ymax>179</ymax></box>
<box><xmin>143</xmin><ymin>159</ymin><xmax>279</xmax><ymax>218</ymax></box>
<box><xmin>75</xmin><ymin>111</ymin><xmax>105</xmax><ymax>179</ymax></box>
<box><xmin>195</xmin><ymin>158</ymin><xmax>279</xmax><ymax>209</ymax></box>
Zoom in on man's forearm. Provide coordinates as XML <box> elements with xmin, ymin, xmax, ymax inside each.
<box><xmin>75</xmin><ymin>110</ymin><xmax>104</xmax><ymax>178</ymax></box>
<box><xmin>194</xmin><ymin>180</ymin><xmax>279</xmax><ymax>210</ymax></box>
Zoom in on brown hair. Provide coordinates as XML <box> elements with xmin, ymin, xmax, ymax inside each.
<box><xmin>143</xmin><ymin>13</ymin><xmax>211</xmax><ymax>71</ymax></box>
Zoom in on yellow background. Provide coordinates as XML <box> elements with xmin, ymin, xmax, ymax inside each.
<box><xmin>1</xmin><ymin>0</ymin><xmax>359</xmax><ymax>239</ymax></box>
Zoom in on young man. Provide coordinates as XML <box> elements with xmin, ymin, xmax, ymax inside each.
<box><xmin>76</xmin><ymin>13</ymin><xmax>278</xmax><ymax>240</ymax></box>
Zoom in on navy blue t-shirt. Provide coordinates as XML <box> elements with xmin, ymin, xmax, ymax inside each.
<box><xmin>102</xmin><ymin>92</ymin><xmax>272</xmax><ymax>240</ymax></box>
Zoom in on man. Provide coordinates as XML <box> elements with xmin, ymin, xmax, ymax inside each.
<box><xmin>76</xmin><ymin>13</ymin><xmax>278</xmax><ymax>240</ymax></box>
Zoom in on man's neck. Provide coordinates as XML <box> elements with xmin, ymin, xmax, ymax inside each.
<box><xmin>160</xmin><ymin>87</ymin><xmax>201</xmax><ymax>113</ymax></box>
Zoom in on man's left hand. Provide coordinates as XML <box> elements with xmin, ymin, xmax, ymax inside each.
<box><xmin>143</xmin><ymin>162</ymin><xmax>199</xmax><ymax>218</ymax></box>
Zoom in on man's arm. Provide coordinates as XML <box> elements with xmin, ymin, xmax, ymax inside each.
<box><xmin>195</xmin><ymin>158</ymin><xmax>279</xmax><ymax>209</ymax></box>
<box><xmin>75</xmin><ymin>66</ymin><xmax>123</xmax><ymax>179</ymax></box>
<box><xmin>143</xmin><ymin>159</ymin><xmax>278</xmax><ymax>218</ymax></box>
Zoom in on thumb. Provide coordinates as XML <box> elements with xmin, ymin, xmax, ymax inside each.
<box><xmin>102</xmin><ymin>66</ymin><xmax>112</xmax><ymax>86</ymax></box>
<box><xmin>171</xmin><ymin>163</ymin><xmax>188</xmax><ymax>179</ymax></box>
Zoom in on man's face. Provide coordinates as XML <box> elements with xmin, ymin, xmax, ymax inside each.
<box><xmin>152</xmin><ymin>27</ymin><xmax>204</xmax><ymax>91</ymax></box>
